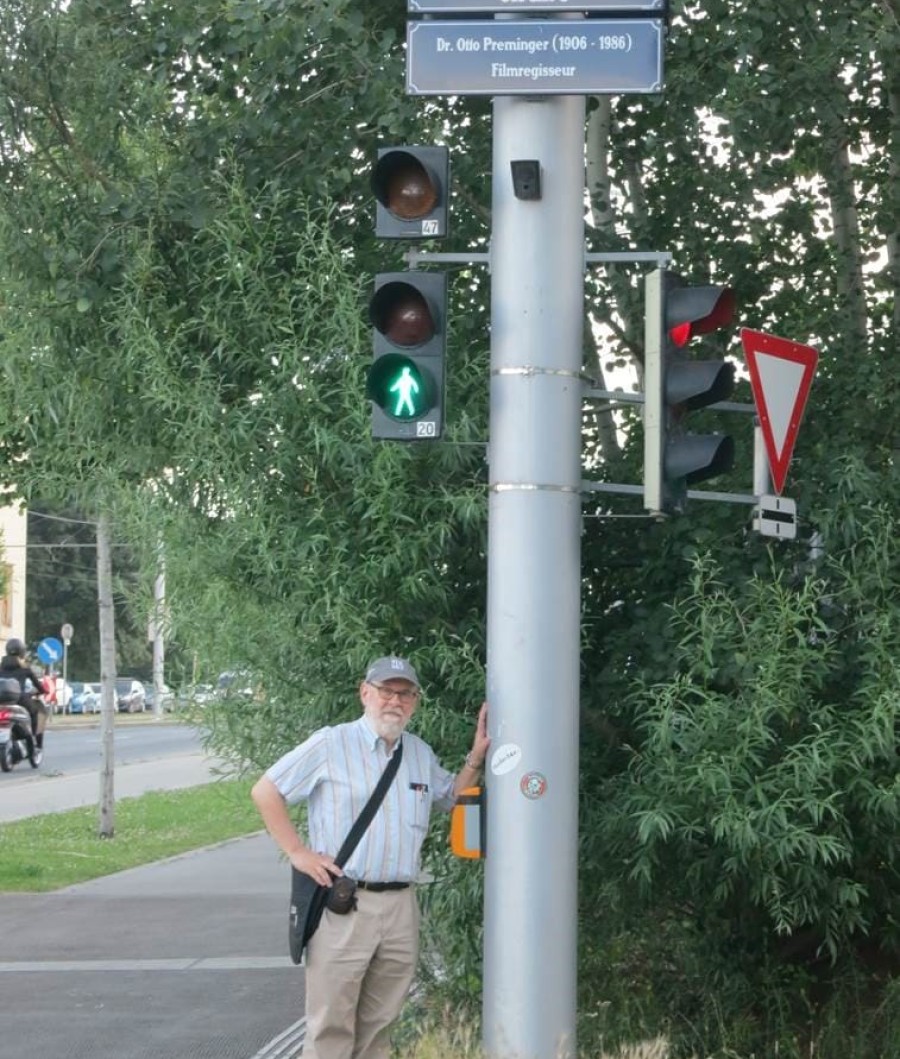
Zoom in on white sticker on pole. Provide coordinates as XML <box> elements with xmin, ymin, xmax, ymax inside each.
<box><xmin>490</xmin><ymin>743</ymin><xmax>522</xmax><ymax>776</ymax></box>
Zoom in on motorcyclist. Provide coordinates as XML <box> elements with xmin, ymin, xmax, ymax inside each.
<box><xmin>0</xmin><ymin>638</ymin><xmax>48</xmax><ymax>761</ymax></box>
<box><xmin>0</xmin><ymin>675</ymin><xmax>39</xmax><ymax>764</ymax></box>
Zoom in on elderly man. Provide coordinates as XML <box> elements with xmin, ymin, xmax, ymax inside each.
<box><xmin>251</xmin><ymin>655</ymin><xmax>490</xmax><ymax>1059</ymax></box>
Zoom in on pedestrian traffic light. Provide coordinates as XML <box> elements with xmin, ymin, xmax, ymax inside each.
<box><xmin>372</xmin><ymin>146</ymin><xmax>449</xmax><ymax>239</ymax></box>
<box><xmin>643</xmin><ymin>268</ymin><xmax>736</xmax><ymax>515</ymax></box>
<box><xmin>368</xmin><ymin>271</ymin><xmax>447</xmax><ymax>440</ymax></box>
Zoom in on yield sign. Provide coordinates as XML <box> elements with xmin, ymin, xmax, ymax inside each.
<box><xmin>741</xmin><ymin>328</ymin><xmax>819</xmax><ymax>495</ymax></box>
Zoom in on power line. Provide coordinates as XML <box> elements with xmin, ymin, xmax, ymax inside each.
<box><xmin>28</xmin><ymin>510</ymin><xmax>98</xmax><ymax>527</ymax></box>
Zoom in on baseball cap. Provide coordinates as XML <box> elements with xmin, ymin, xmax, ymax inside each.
<box><xmin>365</xmin><ymin>656</ymin><xmax>421</xmax><ymax>688</ymax></box>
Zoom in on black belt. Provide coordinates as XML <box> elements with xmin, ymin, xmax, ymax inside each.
<box><xmin>355</xmin><ymin>881</ymin><xmax>411</xmax><ymax>892</ymax></box>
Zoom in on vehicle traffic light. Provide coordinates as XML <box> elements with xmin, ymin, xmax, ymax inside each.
<box><xmin>643</xmin><ymin>268</ymin><xmax>736</xmax><ymax>515</ymax></box>
<box><xmin>372</xmin><ymin>146</ymin><xmax>449</xmax><ymax>239</ymax></box>
<box><xmin>367</xmin><ymin>271</ymin><xmax>447</xmax><ymax>440</ymax></box>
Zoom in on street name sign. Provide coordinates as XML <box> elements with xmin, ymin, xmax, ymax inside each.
<box><xmin>741</xmin><ymin>327</ymin><xmax>818</xmax><ymax>496</ymax></box>
<box><xmin>409</xmin><ymin>0</ymin><xmax>664</xmax><ymax>11</ymax></box>
<box><xmin>407</xmin><ymin>19</ymin><xmax>664</xmax><ymax>95</ymax></box>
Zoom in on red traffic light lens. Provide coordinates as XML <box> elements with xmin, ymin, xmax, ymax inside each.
<box><xmin>669</xmin><ymin>322</ymin><xmax>692</xmax><ymax>347</ymax></box>
<box><xmin>370</xmin><ymin>282</ymin><xmax>436</xmax><ymax>347</ymax></box>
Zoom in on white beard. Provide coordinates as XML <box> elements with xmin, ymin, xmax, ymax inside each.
<box><xmin>372</xmin><ymin>715</ymin><xmax>408</xmax><ymax>743</ymax></box>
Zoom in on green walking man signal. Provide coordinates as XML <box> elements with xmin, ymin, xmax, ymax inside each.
<box><xmin>389</xmin><ymin>365</ymin><xmax>421</xmax><ymax>418</ymax></box>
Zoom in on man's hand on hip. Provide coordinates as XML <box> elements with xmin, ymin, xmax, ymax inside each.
<box><xmin>293</xmin><ymin>848</ymin><xmax>342</xmax><ymax>887</ymax></box>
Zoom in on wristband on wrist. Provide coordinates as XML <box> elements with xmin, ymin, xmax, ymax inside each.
<box><xmin>465</xmin><ymin>752</ymin><xmax>483</xmax><ymax>770</ymax></box>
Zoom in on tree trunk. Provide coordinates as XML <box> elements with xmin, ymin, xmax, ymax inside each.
<box><xmin>96</xmin><ymin>512</ymin><xmax>116</xmax><ymax>839</ymax></box>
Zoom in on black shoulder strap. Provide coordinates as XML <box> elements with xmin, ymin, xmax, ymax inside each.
<box><xmin>333</xmin><ymin>739</ymin><xmax>403</xmax><ymax>868</ymax></box>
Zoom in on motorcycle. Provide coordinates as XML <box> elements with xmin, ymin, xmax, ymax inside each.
<box><xmin>0</xmin><ymin>700</ymin><xmax>42</xmax><ymax>771</ymax></box>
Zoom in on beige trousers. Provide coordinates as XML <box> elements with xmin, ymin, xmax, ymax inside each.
<box><xmin>303</xmin><ymin>887</ymin><xmax>419</xmax><ymax>1059</ymax></box>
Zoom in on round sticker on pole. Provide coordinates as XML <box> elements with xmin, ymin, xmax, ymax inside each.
<box><xmin>520</xmin><ymin>771</ymin><xmax>548</xmax><ymax>800</ymax></box>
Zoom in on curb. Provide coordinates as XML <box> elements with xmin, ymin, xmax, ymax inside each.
<box><xmin>48</xmin><ymin>713</ymin><xmax>183</xmax><ymax>730</ymax></box>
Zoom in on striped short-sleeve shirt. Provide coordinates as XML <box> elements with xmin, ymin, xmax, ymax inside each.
<box><xmin>266</xmin><ymin>716</ymin><xmax>457</xmax><ymax>884</ymax></box>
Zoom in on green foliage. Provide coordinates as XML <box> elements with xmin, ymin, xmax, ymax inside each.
<box><xmin>580</xmin><ymin>461</ymin><xmax>900</xmax><ymax>1053</ymax></box>
<box><xmin>0</xmin><ymin>0</ymin><xmax>898</xmax><ymax>1055</ymax></box>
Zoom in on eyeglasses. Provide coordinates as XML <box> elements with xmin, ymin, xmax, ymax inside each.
<box><xmin>368</xmin><ymin>682</ymin><xmax>419</xmax><ymax>705</ymax></box>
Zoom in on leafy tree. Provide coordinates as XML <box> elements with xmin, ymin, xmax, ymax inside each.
<box><xmin>0</xmin><ymin>0</ymin><xmax>898</xmax><ymax>1054</ymax></box>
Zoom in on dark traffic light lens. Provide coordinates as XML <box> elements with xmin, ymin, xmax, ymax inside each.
<box><xmin>373</xmin><ymin>151</ymin><xmax>438</xmax><ymax>220</ymax></box>
<box><xmin>385</xmin><ymin>164</ymin><xmax>437</xmax><ymax>220</ymax></box>
<box><xmin>370</xmin><ymin>282</ymin><xmax>435</xmax><ymax>347</ymax></box>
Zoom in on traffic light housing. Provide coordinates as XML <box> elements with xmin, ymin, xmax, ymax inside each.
<box><xmin>643</xmin><ymin>268</ymin><xmax>736</xmax><ymax>515</ymax></box>
<box><xmin>367</xmin><ymin>271</ymin><xmax>447</xmax><ymax>440</ymax></box>
<box><xmin>372</xmin><ymin>146</ymin><xmax>449</xmax><ymax>239</ymax></box>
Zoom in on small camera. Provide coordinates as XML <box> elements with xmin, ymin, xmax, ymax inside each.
<box><xmin>510</xmin><ymin>160</ymin><xmax>542</xmax><ymax>201</ymax></box>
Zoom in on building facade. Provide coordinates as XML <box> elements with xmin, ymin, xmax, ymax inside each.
<box><xmin>0</xmin><ymin>501</ymin><xmax>28</xmax><ymax>645</ymax></box>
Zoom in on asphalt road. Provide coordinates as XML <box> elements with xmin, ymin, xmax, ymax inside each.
<box><xmin>0</xmin><ymin>718</ymin><xmax>204</xmax><ymax>782</ymax></box>
<box><xmin>52</xmin><ymin>720</ymin><xmax>204</xmax><ymax>771</ymax></box>
<box><xmin>0</xmin><ymin>720</ymin><xmax>227</xmax><ymax>824</ymax></box>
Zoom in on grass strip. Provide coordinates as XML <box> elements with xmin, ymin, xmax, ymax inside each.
<box><xmin>0</xmin><ymin>779</ymin><xmax>262</xmax><ymax>892</ymax></box>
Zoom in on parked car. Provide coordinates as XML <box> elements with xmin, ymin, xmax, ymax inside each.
<box><xmin>176</xmin><ymin>684</ymin><xmax>215</xmax><ymax>710</ymax></box>
<box><xmin>115</xmin><ymin>678</ymin><xmax>146</xmax><ymax>713</ymax></box>
<box><xmin>69</xmin><ymin>681</ymin><xmax>101</xmax><ymax>715</ymax></box>
<box><xmin>142</xmin><ymin>682</ymin><xmax>174</xmax><ymax>712</ymax></box>
<box><xmin>215</xmin><ymin>670</ymin><xmax>256</xmax><ymax>701</ymax></box>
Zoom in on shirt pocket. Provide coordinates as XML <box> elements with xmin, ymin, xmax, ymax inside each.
<box><xmin>405</xmin><ymin>782</ymin><xmax>432</xmax><ymax>833</ymax></box>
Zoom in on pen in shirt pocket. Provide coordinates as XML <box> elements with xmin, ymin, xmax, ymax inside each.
<box><xmin>409</xmin><ymin>782</ymin><xmax>429</xmax><ymax>795</ymax></box>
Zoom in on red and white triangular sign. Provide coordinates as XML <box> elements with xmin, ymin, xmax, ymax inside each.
<box><xmin>741</xmin><ymin>328</ymin><xmax>819</xmax><ymax>495</ymax></box>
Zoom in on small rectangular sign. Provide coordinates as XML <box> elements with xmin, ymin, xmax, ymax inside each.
<box><xmin>753</xmin><ymin>495</ymin><xmax>797</xmax><ymax>540</ymax></box>
<box><xmin>409</xmin><ymin>0</ymin><xmax>663</xmax><ymax>10</ymax></box>
<box><xmin>407</xmin><ymin>19</ymin><xmax>664</xmax><ymax>96</ymax></box>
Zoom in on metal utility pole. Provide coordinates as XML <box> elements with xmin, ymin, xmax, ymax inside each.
<box><xmin>96</xmin><ymin>512</ymin><xmax>116</xmax><ymax>837</ymax></box>
<box><xmin>399</xmin><ymin>8</ymin><xmax>663</xmax><ymax>1054</ymax></box>
<box><xmin>483</xmin><ymin>86</ymin><xmax>585</xmax><ymax>1059</ymax></box>
<box><xmin>61</xmin><ymin>622</ymin><xmax>73</xmax><ymax>712</ymax></box>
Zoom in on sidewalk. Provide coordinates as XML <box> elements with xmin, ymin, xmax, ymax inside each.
<box><xmin>0</xmin><ymin>723</ymin><xmax>308</xmax><ymax>1056</ymax></box>
<box><xmin>0</xmin><ymin>833</ymin><xmax>305</xmax><ymax>1058</ymax></box>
